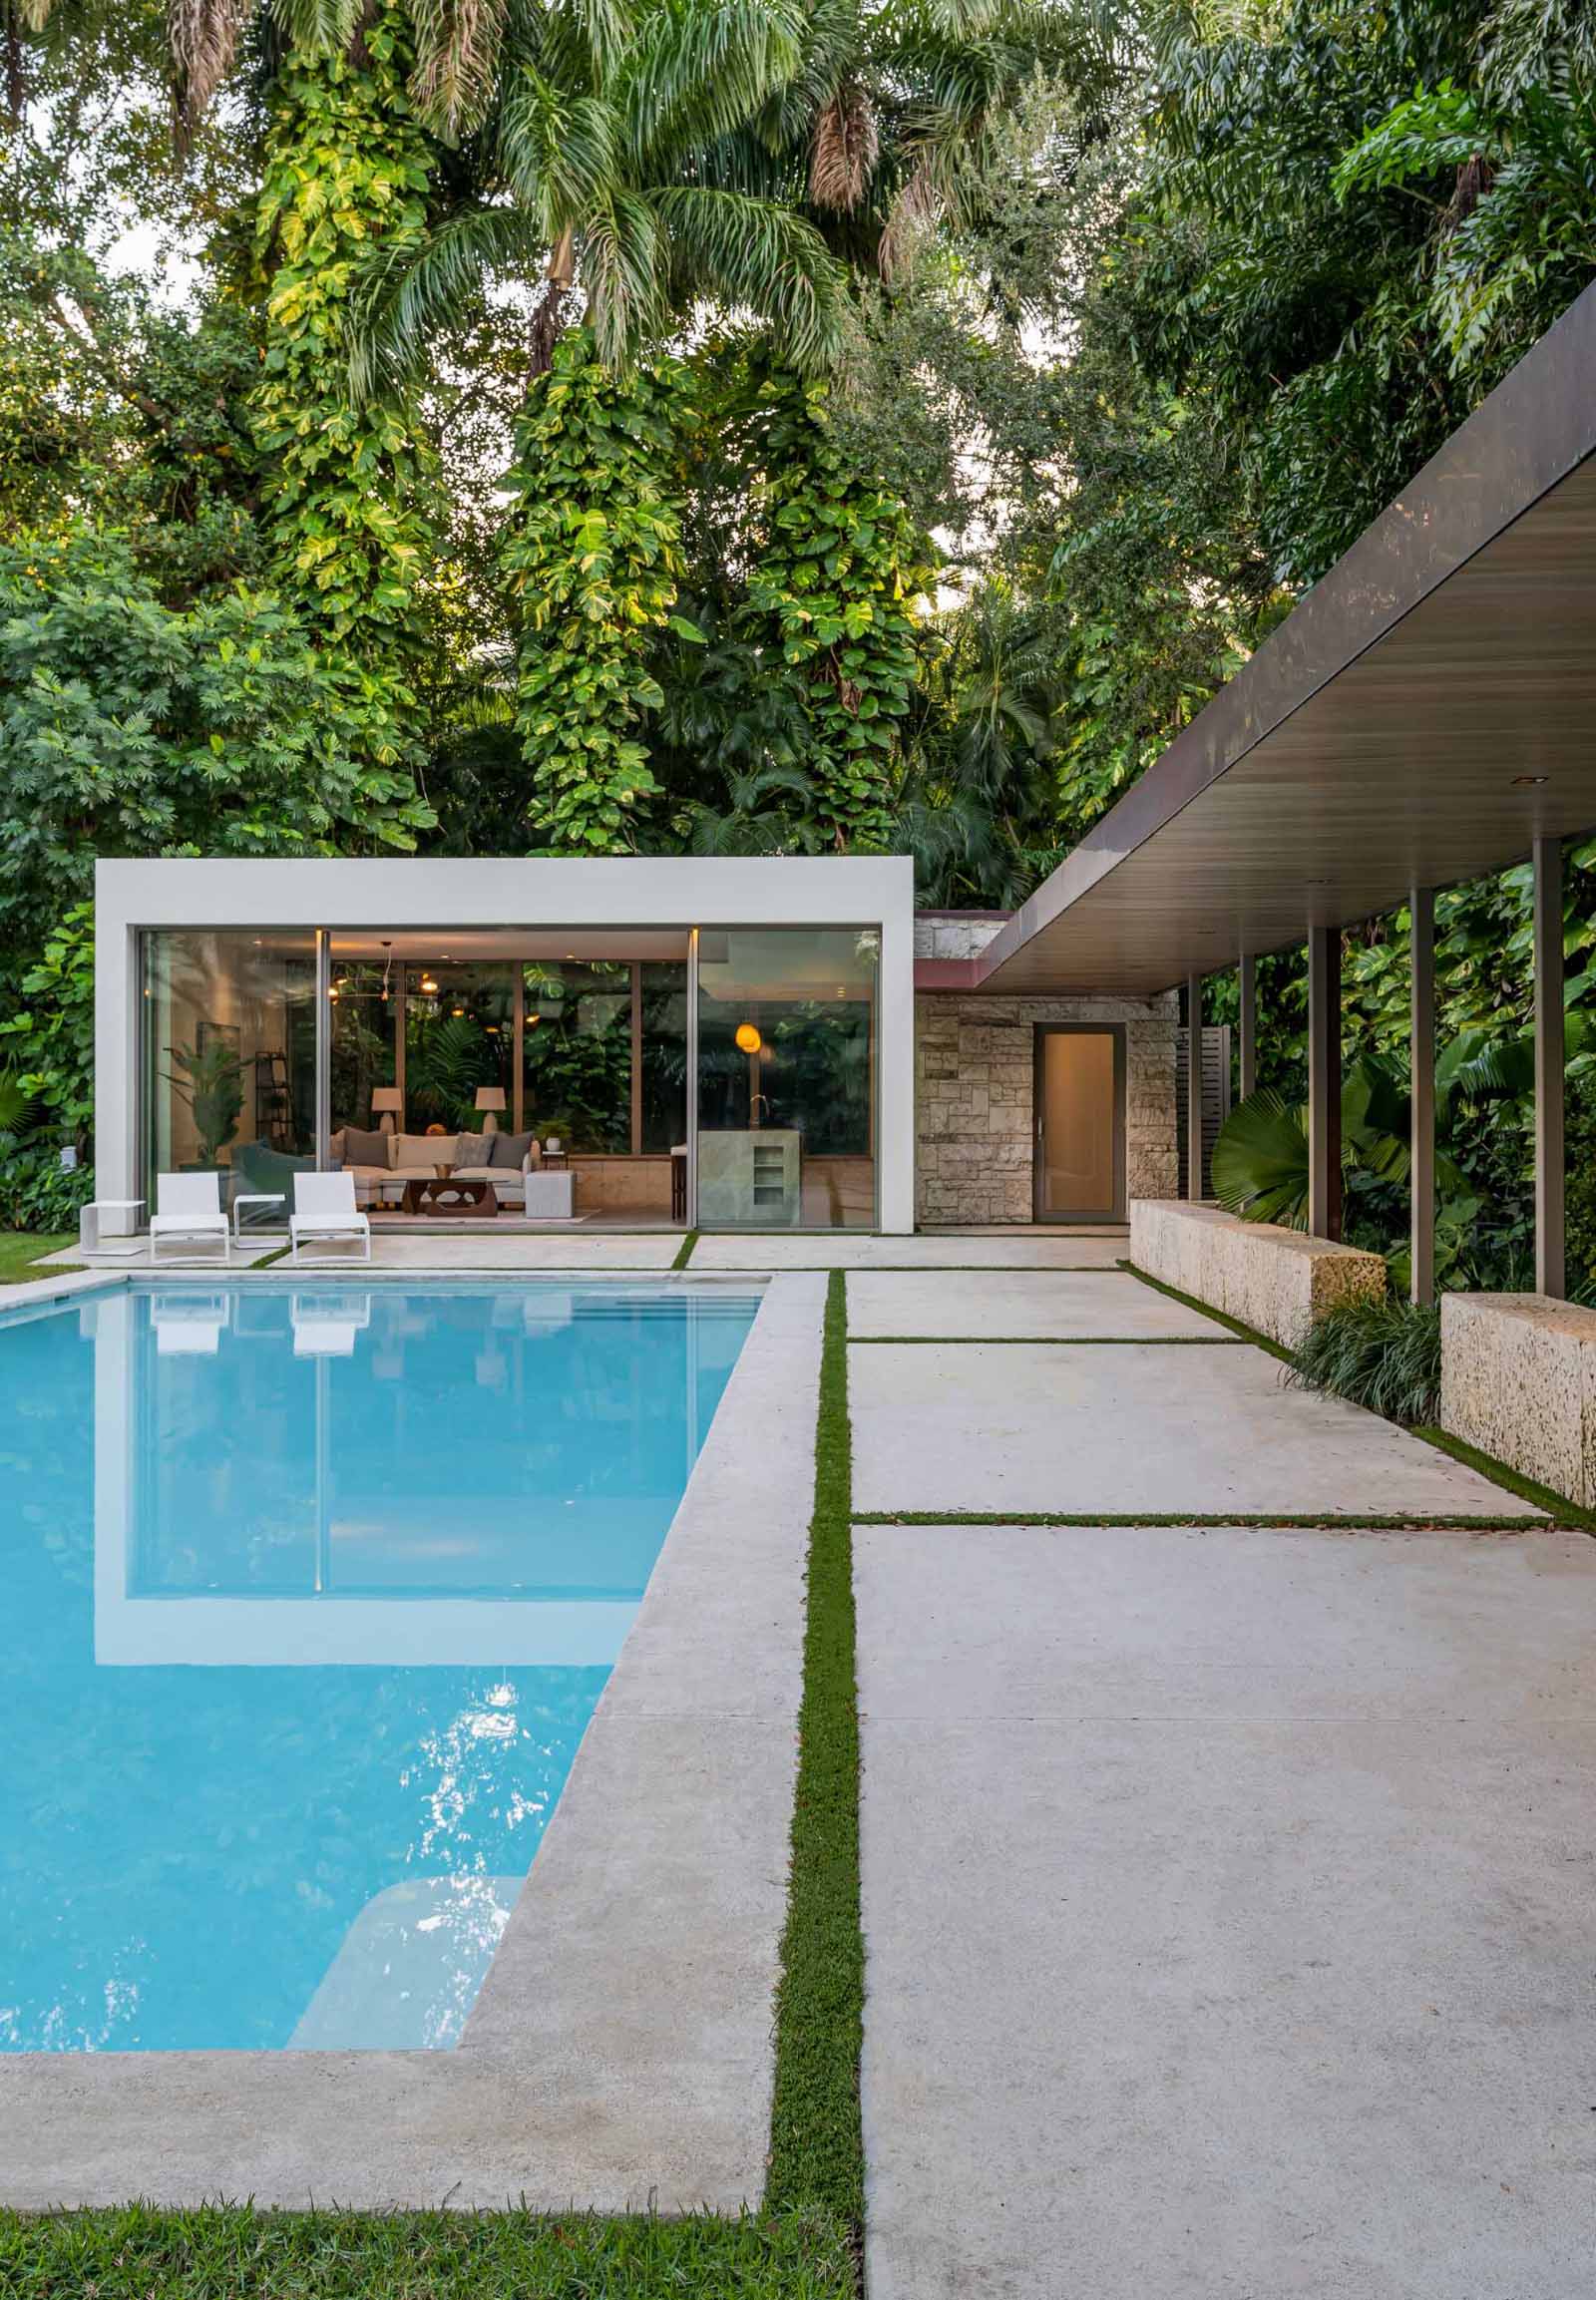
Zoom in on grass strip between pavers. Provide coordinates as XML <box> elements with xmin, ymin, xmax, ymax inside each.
<box><xmin>0</xmin><ymin>1272</ymin><xmax>865</xmax><ymax>2298</ymax></box>
<box><xmin>765</xmin><ymin>1269</ymin><xmax>866</xmax><ymax>2246</ymax></box>
<box><xmin>846</xmin><ymin>1334</ymin><xmax>1241</xmax><ymax>1346</ymax></box>
<box><xmin>669</xmin><ymin>1228</ymin><xmax>700</xmax><ymax>1271</ymax></box>
<box><xmin>854</xmin><ymin>1510</ymin><xmax>1546</xmax><ymax>1531</ymax></box>
<box><xmin>1117</xmin><ymin>1259</ymin><xmax>1295</xmax><ymax>1360</ymax></box>
<box><xmin>1412</xmin><ymin>1424</ymin><xmax>1596</xmax><ymax>1532</ymax></box>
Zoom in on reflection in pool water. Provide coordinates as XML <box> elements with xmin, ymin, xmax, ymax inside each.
<box><xmin>0</xmin><ymin>1282</ymin><xmax>757</xmax><ymax>2052</ymax></box>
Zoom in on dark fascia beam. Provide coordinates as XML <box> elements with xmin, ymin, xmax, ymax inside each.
<box><xmin>967</xmin><ymin>277</ymin><xmax>1596</xmax><ymax>999</ymax></box>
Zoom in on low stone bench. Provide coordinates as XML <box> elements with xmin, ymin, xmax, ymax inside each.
<box><xmin>1128</xmin><ymin>1201</ymin><xmax>1386</xmax><ymax>1350</ymax></box>
<box><xmin>1441</xmin><ymin>1293</ymin><xmax>1596</xmax><ymax>1506</ymax></box>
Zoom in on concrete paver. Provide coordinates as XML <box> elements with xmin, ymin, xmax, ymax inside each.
<box><xmin>858</xmin><ymin>1520</ymin><xmax>1596</xmax><ymax>2299</ymax></box>
<box><xmin>850</xmin><ymin>1338</ymin><xmax>1521</xmax><ymax>1518</ymax></box>
<box><xmin>691</xmin><ymin>1232</ymin><xmax>1129</xmax><ymax>1270</ymax></box>
<box><xmin>847</xmin><ymin>1268</ymin><xmax>1229</xmax><ymax>1341</ymax></box>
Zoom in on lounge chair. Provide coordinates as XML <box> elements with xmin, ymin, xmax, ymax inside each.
<box><xmin>149</xmin><ymin>1173</ymin><xmax>231</xmax><ymax>1266</ymax></box>
<box><xmin>290</xmin><ymin>1171</ymin><xmax>372</xmax><ymax>1266</ymax></box>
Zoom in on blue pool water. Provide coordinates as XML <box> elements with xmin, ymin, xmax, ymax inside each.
<box><xmin>0</xmin><ymin>1281</ymin><xmax>758</xmax><ymax>2054</ymax></box>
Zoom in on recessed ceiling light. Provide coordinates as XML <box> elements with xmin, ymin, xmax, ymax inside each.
<box><xmin>1510</xmin><ymin>773</ymin><xmax>1548</xmax><ymax>787</ymax></box>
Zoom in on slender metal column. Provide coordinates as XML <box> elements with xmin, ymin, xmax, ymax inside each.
<box><xmin>629</xmin><ymin>962</ymin><xmax>643</xmax><ymax>1157</ymax></box>
<box><xmin>1534</xmin><ymin>835</ymin><xmax>1565</xmax><ymax>1298</ymax></box>
<box><xmin>1186</xmin><ymin>973</ymin><xmax>1205</xmax><ymax>1201</ymax></box>
<box><xmin>511</xmin><ymin>967</ymin><xmax>524</xmax><ymax>1134</ymax></box>
<box><xmin>1307</xmin><ymin>928</ymin><xmax>1342</xmax><ymax>1241</ymax></box>
<box><xmin>685</xmin><ymin>928</ymin><xmax>700</xmax><ymax>1229</ymax></box>
<box><xmin>1409</xmin><ymin>887</ymin><xmax>1435</xmax><ymax>1305</ymax></box>
<box><xmin>314</xmin><ymin>929</ymin><xmax>331</xmax><ymax>1169</ymax></box>
<box><xmin>1238</xmin><ymin>952</ymin><xmax>1257</xmax><ymax>1102</ymax></box>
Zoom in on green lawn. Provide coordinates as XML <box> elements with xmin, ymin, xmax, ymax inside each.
<box><xmin>0</xmin><ymin>2204</ymin><xmax>856</xmax><ymax>2297</ymax></box>
<box><xmin>0</xmin><ymin>1233</ymin><xmax>74</xmax><ymax>1285</ymax></box>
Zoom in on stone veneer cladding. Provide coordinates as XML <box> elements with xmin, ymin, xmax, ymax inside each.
<box><xmin>915</xmin><ymin>989</ymin><xmax>1179</xmax><ymax>1226</ymax></box>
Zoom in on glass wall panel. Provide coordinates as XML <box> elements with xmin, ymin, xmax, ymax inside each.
<box><xmin>403</xmin><ymin>962</ymin><xmax>514</xmax><ymax>1139</ymax></box>
<box><xmin>328</xmin><ymin>960</ymin><xmax>398</xmax><ymax>1141</ymax></box>
<box><xmin>142</xmin><ymin>931</ymin><xmax>316</xmax><ymax>1212</ymax></box>
<box><xmin>523</xmin><ymin>960</ymin><xmax>631</xmax><ymax>1150</ymax></box>
<box><xmin>695</xmin><ymin>928</ymin><xmax>877</xmax><ymax>1229</ymax></box>
<box><xmin>639</xmin><ymin>961</ymin><xmax>688</xmax><ymax>1154</ymax></box>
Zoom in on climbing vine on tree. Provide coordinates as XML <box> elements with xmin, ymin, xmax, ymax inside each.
<box><xmin>744</xmin><ymin>368</ymin><xmax>929</xmax><ymax>853</ymax></box>
<box><xmin>247</xmin><ymin>2</ymin><xmax>439</xmax><ymax>769</ymax></box>
<box><xmin>502</xmin><ymin>329</ymin><xmax>696</xmax><ymax>853</ymax></box>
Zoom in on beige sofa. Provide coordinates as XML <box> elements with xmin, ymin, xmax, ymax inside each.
<box><xmin>330</xmin><ymin>1129</ymin><xmax>539</xmax><ymax>1209</ymax></box>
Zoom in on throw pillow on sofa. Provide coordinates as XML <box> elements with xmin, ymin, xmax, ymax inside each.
<box><xmin>488</xmin><ymin>1129</ymin><xmax>535</xmax><ymax>1170</ymax></box>
<box><xmin>341</xmin><ymin>1126</ymin><xmax>393</xmax><ymax>1169</ymax></box>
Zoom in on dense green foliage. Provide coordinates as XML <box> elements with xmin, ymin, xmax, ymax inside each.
<box><xmin>502</xmin><ymin>335</ymin><xmax>692</xmax><ymax>851</ymax></box>
<box><xmin>745</xmin><ymin>368</ymin><xmax>927</xmax><ymax>853</ymax></box>
<box><xmin>247</xmin><ymin>2</ymin><xmax>441</xmax><ymax>769</ymax></box>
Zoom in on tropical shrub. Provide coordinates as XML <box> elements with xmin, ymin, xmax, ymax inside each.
<box><xmin>1290</xmin><ymin>1297</ymin><xmax>1442</xmax><ymax>1427</ymax></box>
<box><xmin>0</xmin><ymin>904</ymin><xmax>96</xmax><ymax>1157</ymax></box>
<box><xmin>0</xmin><ymin>1144</ymin><xmax>96</xmax><ymax>1235</ymax></box>
<box><xmin>0</xmin><ymin>533</ymin><xmax>433</xmax><ymax>955</ymax></box>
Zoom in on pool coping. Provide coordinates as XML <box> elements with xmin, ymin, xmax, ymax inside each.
<box><xmin>0</xmin><ymin>1271</ymin><xmax>825</xmax><ymax>2212</ymax></box>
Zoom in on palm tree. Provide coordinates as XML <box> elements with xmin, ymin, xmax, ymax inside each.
<box><xmin>696</xmin><ymin>0</ymin><xmax>1127</xmax><ymax>282</ymax></box>
<box><xmin>352</xmin><ymin>0</ymin><xmax>848</xmax><ymax>389</ymax></box>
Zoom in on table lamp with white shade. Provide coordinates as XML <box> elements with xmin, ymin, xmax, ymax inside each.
<box><xmin>370</xmin><ymin>1085</ymin><xmax>403</xmax><ymax>1136</ymax></box>
<box><xmin>475</xmin><ymin>1084</ymin><xmax>507</xmax><ymax>1135</ymax></box>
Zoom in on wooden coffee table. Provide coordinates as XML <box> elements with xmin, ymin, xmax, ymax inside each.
<box><xmin>401</xmin><ymin>1175</ymin><xmax>499</xmax><ymax>1217</ymax></box>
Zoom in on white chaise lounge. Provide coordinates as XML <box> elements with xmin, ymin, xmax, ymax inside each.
<box><xmin>290</xmin><ymin>1171</ymin><xmax>372</xmax><ymax>1265</ymax></box>
<box><xmin>149</xmin><ymin>1173</ymin><xmax>230</xmax><ymax>1265</ymax></box>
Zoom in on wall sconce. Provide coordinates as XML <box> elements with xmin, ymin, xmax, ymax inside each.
<box><xmin>735</xmin><ymin>1021</ymin><xmax>762</xmax><ymax>1054</ymax></box>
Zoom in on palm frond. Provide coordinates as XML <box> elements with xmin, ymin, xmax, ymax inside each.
<box><xmin>618</xmin><ymin>0</ymin><xmax>804</xmax><ymax>171</ymax></box>
<box><xmin>651</xmin><ymin>182</ymin><xmax>846</xmax><ymax>370</ymax></box>
<box><xmin>568</xmin><ymin>0</ymin><xmax>632</xmax><ymax>81</ymax></box>
<box><xmin>1210</xmin><ymin>1088</ymin><xmax>1310</xmax><ymax>1228</ymax></box>
<box><xmin>809</xmin><ymin>74</ymin><xmax>878</xmax><ymax>208</ymax></box>
<box><xmin>410</xmin><ymin>0</ymin><xmax>509</xmax><ymax>136</ymax></box>
<box><xmin>267</xmin><ymin>0</ymin><xmax>362</xmax><ymax>60</ymax></box>
<box><xmin>583</xmin><ymin>186</ymin><xmax>669</xmax><ymax>371</ymax></box>
<box><xmin>877</xmin><ymin>152</ymin><xmax>939</xmax><ymax>278</ymax></box>
<box><xmin>168</xmin><ymin>0</ymin><xmax>251</xmax><ymax>145</ymax></box>
<box><xmin>350</xmin><ymin>204</ymin><xmax>552</xmax><ymax>396</ymax></box>
<box><xmin>497</xmin><ymin>70</ymin><xmax>616</xmax><ymax>228</ymax></box>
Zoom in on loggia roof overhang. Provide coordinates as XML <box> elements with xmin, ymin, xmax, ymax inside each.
<box><xmin>960</xmin><ymin>277</ymin><xmax>1596</xmax><ymax>1000</ymax></box>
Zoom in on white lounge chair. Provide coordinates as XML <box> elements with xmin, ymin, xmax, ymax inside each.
<box><xmin>149</xmin><ymin>1173</ymin><xmax>231</xmax><ymax>1266</ymax></box>
<box><xmin>290</xmin><ymin>1171</ymin><xmax>372</xmax><ymax>1265</ymax></box>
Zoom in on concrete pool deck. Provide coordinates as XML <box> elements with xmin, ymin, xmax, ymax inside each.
<box><xmin>849</xmin><ymin>1269</ymin><xmax>1596</xmax><ymax>2299</ymax></box>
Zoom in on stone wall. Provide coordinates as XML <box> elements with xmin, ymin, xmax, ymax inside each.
<box><xmin>1129</xmin><ymin>1201</ymin><xmax>1386</xmax><ymax>1350</ymax></box>
<box><xmin>915</xmin><ymin>992</ymin><xmax>1178</xmax><ymax>1226</ymax></box>
<box><xmin>914</xmin><ymin>913</ymin><xmax>1009</xmax><ymax>960</ymax></box>
<box><xmin>1440</xmin><ymin>1292</ymin><xmax>1596</xmax><ymax>1506</ymax></box>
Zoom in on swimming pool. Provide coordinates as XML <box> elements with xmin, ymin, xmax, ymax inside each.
<box><xmin>0</xmin><ymin>1280</ymin><xmax>759</xmax><ymax>2055</ymax></box>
